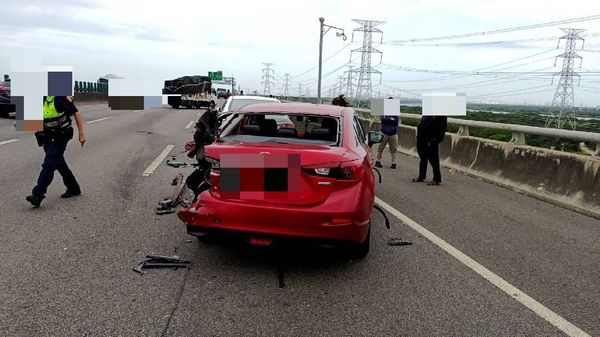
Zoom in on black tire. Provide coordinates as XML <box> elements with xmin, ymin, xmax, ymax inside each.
<box><xmin>348</xmin><ymin>227</ymin><xmax>370</xmax><ymax>259</ymax></box>
<box><xmin>171</xmin><ymin>104</ymin><xmax>180</xmax><ymax>109</ymax></box>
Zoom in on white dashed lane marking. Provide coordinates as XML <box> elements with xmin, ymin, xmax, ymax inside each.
<box><xmin>86</xmin><ymin>116</ymin><xmax>113</xmax><ymax>125</ymax></box>
<box><xmin>0</xmin><ymin>139</ymin><xmax>19</xmax><ymax>146</ymax></box>
<box><xmin>142</xmin><ymin>145</ymin><xmax>175</xmax><ymax>177</ymax></box>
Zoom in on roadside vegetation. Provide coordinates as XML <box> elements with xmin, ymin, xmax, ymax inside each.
<box><xmin>357</xmin><ymin>103</ymin><xmax>600</xmax><ymax>154</ymax></box>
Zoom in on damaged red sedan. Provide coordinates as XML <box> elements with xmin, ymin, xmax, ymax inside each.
<box><xmin>178</xmin><ymin>103</ymin><xmax>383</xmax><ymax>258</ymax></box>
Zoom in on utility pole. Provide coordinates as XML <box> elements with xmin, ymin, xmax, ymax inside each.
<box><xmin>545</xmin><ymin>28</ymin><xmax>585</xmax><ymax>130</ymax></box>
<box><xmin>317</xmin><ymin>17</ymin><xmax>347</xmax><ymax>104</ymax></box>
<box><xmin>297</xmin><ymin>83</ymin><xmax>303</xmax><ymax>101</ymax></box>
<box><xmin>283</xmin><ymin>73</ymin><xmax>291</xmax><ymax>99</ymax></box>
<box><xmin>351</xmin><ymin>19</ymin><xmax>384</xmax><ymax>107</ymax></box>
<box><xmin>261</xmin><ymin>63</ymin><xmax>275</xmax><ymax>95</ymax></box>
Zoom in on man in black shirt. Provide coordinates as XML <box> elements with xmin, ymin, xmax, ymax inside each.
<box><xmin>412</xmin><ymin>115</ymin><xmax>447</xmax><ymax>186</ymax></box>
<box><xmin>26</xmin><ymin>96</ymin><xmax>87</xmax><ymax>207</ymax></box>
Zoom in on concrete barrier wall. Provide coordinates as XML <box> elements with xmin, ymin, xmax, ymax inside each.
<box><xmin>360</xmin><ymin>118</ymin><xmax>600</xmax><ymax>218</ymax></box>
<box><xmin>73</xmin><ymin>93</ymin><xmax>108</xmax><ymax>105</ymax></box>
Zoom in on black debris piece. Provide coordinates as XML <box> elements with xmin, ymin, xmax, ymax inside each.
<box><xmin>155</xmin><ymin>208</ymin><xmax>175</xmax><ymax>215</ymax></box>
<box><xmin>166</xmin><ymin>159</ymin><xmax>187</xmax><ymax>168</ymax></box>
<box><xmin>373</xmin><ymin>204</ymin><xmax>390</xmax><ymax>229</ymax></box>
<box><xmin>387</xmin><ymin>238</ymin><xmax>413</xmax><ymax>246</ymax></box>
<box><xmin>133</xmin><ymin>255</ymin><xmax>190</xmax><ymax>274</ymax></box>
<box><xmin>372</xmin><ymin>167</ymin><xmax>382</xmax><ymax>183</ymax></box>
<box><xmin>155</xmin><ymin>173</ymin><xmax>188</xmax><ymax>215</ymax></box>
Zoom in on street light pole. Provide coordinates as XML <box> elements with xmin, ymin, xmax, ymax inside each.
<box><xmin>317</xmin><ymin>17</ymin><xmax>325</xmax><ymax>105</ymax></box>
<box><xmin>317</xmin><ymin>17</ymin><xmax>346</xmax><ymax>105</ymax></box>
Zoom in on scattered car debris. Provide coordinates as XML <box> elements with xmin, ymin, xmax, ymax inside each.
<box><xmin>372</xmin><ymin>167</ymin><xmax>382</xmax><ymax>183</ymax></box>
<box><xmin>387</xmin><ymin>238</ymin><xmax>413</xmax><ymax>246</ymax></box>
<box><xmin>155</xmin><ymin>201</ymin><xmax>176</xmax><ymax>215</ymax></box>
<box><xmin>155</xmin><ymin>173</ymin><xmax>189</xmax><ymax>215</ymax></box>
<box><xmin>166</xmin><ymin>159</ymin><xmax>187</xmax><ymax>168</ymax></box>
<box><xmin>133</xmin><ymin>255</ymin><xmax>190</xmax><ymax>274</ymax></box>
<box><xmin>373</xmin><ymin>204</ymin><xmax>390</xmax><ymax>229</ymax></box>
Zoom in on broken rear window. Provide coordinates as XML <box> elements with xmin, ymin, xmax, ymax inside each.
<box><xmin>219</xmin><ymin>113</ymin><xmax>341</xmax><ymax>146</ymax></box>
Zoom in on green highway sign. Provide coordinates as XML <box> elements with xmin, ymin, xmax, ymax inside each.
<box><xmin>208</xmin><ymin>71</ymin><xmax>223</xmax><ymax>81</ymax></box>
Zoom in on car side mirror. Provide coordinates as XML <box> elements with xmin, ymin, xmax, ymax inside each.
<box><xmin>368</xmin><ymin>131</ymin><xmax>384</xmax><ymax>147</ymax></box>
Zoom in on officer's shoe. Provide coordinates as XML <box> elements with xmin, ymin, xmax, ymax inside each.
<box><xmin>26</xmin><ymin>195</ymin><xmax>43</xmax><ymax>207</ymax></box>
<box><xmin>374</xmin><ymin>161</ymin><xmax>383</xmax><ymax>168</ymax></box>
<box><xmin>61</xmin><ymin>189</ymin><xmax>81</xmax><ymax>198</ymax></box>
<box><xmin>391</xmin><ymin>163</ymin><xmax>397</xmax><ymax>169</ymax></box>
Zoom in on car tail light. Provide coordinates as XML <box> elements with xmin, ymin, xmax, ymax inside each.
<box><xmin>314</xmin><ymin>168</ymin><xmax>330</xmax><ymax>176</ymax></box>
<box><xmin>0</xmin><ymin>86</ymin><xmax>6</xmax><ymax>93</ymax></box>
<box><xmin>303</xmin><ymin>161</ymin><xmax>362</xmax><ymax>180</ymax></box>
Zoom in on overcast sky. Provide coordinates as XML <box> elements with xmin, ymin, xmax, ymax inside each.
<box><xmin>2</xmin><ymin>0</ymin><xmax>599</xmax><ymax>106</ymax></box>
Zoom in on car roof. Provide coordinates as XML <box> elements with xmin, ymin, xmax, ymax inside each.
<box><xmin>229</xmin><ymin>96</ymin><xmax>279</xmax><ymax>101</ymax></box>
<box><xmin>237</xmin><ymin>102</ymin><xmax>345</xmax><ymax>116</ymax></box>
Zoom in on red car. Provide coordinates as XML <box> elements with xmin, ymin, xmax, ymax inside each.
<box><xmin>178</xmin><ymin>103</ymin><xmax>383</xmax><ymax>257</ymax></box>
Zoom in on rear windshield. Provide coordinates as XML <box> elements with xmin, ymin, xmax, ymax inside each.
<box><xmin>220</xmin><ymin>113</ymin><xmax>341</xmax><ymax>146</ymax></box>
<box><xmin>229</xmin><ymin>99</ymin><xmax>277</xmax><ymax>111</ymax></box>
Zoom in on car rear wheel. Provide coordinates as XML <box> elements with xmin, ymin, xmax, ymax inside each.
<box><xmin>348</xmin><ymin>227</ymin><xmax>370</xmax><ymax>259</ymax></box>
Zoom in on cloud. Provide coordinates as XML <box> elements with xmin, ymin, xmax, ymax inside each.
<box><xmin>2</xmin><ymin>1</ymin><xmax>173</xmax><ymax>42</ymax></box>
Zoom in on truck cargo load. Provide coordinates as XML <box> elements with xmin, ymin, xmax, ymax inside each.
<box><xmin>163</xmin><ymin>75</ymin><xmax>215</xmax><ymax>109</ymax></box>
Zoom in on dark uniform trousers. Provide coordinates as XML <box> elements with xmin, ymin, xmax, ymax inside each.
<box><xmin>417</xmin><ymin>138</ymin><xmax>442</xmax><ymax>183</ymax></box>
<box><xmin>32</xmin><ymin>135</ymin><xmax>80</xmax><ymax>198</ymax></box>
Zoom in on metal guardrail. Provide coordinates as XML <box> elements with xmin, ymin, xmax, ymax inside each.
<box><xmin>353</xmin><ymin>108</ymin><xmax>600</xmax><ymax>157</ymax></box>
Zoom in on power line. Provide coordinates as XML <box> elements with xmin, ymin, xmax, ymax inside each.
<box><xmin>292</xmin><ymin>43</ymin><xmax>353</xmax><ymax>79</ymax></box>
<box><xmin>385</xmin><ymin>15</ymin><xmax>600</xmax><ymax>45</ymax></box>
<box><xmin>472</xmin><ymin>88</ymin><xmax>556</xmax><ymax>99</ymax></box>
<box><xmin>470</xmin><ymin>84</ymin><xmax>554</xmax><ymax>98</ymax></box>
<box><xmin>381</xmin><ymin>64</ymin><xmax>600</xmax><ymax>77</ymax></box>
<box><xmin>387</xmin><ymin>36</ymin><xmax>561</xmax><ymax>47</ymax></box>
<box><xmin>384</xmin><ymin>48</ymin><xmax>558</xmax><ymax>83</ymax></box>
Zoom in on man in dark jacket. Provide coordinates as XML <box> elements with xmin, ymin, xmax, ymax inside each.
<box><xmin>413</xmin><ymin>115</ymin><xmax>447</xmax><ymax>185</ymax></box>
<box><xmin>375</xmin><ymin>115</ymin><xmax>400</xmax><ymax>169</ymax></box>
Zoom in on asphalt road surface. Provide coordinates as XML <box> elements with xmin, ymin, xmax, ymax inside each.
<box><xmin>0</xmin><ymin>104</ymin><xmax>598</xmax><ymax>337</ymax></box>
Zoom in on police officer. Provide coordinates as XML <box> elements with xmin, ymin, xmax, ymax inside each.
<box><xmin>26</xmin><ymin>96</ymin><xmax>86</xmax><ymax>207</ymax></box>
<box><xmin>412</xmin><ymin>115</ymin><xmax>447</xmax><ymax>186</ymax></box>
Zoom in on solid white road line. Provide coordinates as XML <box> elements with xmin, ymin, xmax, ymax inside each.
<box><xmin>86</xmin><ymin>116</ymin><xmax>113</xmax><ymax>124</ymax></box>
<box><xmin>374</xmin><ymin>197</ymin><xmax>591</xmax><ymax>337</ymax></box>
<box><xmin>142</xmin><ymin>145</ymin><xmax>174</xmax><ymax>177</ymax></box>
<box><xmin>0</xmin><ymin>139</ymin><xmax>19</xmax><ymax>146</ymax></box>
<box><xmin>185</xmin><ymin>120</ymin><xmax>195</xmax><ymax>129</ymax></box>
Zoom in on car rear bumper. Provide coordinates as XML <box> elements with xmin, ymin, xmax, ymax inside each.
<box><xmin>178</xmin><ymin>188</ymin><xmax>372</xmax><ymax>244</ymax></box>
